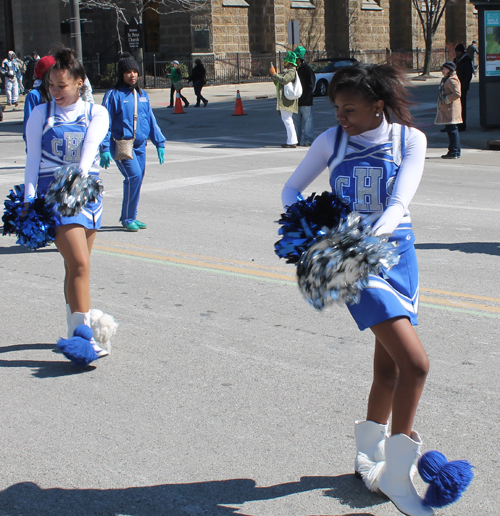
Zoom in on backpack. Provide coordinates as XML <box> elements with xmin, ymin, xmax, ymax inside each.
<box><xmin>284</xmin><ymin>73</ymin><xmax>303</xmax><ymax>100</ymax></box>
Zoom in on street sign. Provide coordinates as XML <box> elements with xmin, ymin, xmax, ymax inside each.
<box><xmin>126</xmin><ymin>17</ymin><xmax>142</xmax><ymax>51</ymax></box>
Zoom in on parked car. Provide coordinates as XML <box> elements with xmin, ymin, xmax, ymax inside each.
<box><xmin>310</xmin><ymin>58</ymin><xmax>358</xmax><ymax>96</ymax></box>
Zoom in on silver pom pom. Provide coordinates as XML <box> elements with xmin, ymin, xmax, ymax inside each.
<box><xmin>45</xmin><ymin>164</ymin><xmax>103</xmax><ymax>217</ymax></box>
<box><xmin>297</xmin><ymin>212</ymin><xmax>400</xmax><ymax>310</ymax></box>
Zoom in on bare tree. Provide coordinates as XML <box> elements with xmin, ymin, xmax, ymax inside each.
<box><xmin>412</xmin><ymin>0</ymin><xmax>453</xmax><ymax>76</ymax></box>
<box><xmin>63</xmin><ymin>0</ymin><xmax>209</xmax><ymax>57</ymax></box>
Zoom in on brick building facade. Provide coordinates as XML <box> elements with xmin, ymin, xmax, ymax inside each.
<box><xmin>0</xmin><ymin>0</ymin><xmax>478</xmax><ymax>67</ymax></box>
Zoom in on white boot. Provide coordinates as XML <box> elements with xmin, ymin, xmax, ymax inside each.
<box><xmin>355</xmin><ymin>420</ymin><xmax>388</xmax><ymax>492</ymax></box>
<box><xmin>70</xmin><ymin>311</ymin><xmax>109</xmax><ymax>358</ymax></box>
<box><xmin>66</xmin><ymin>304</ymin><xmax>72</xmax><ymax>338</ymax></box>
<box><xmin>379</xmin><ymin>432</ymin><xmax>434</xmax><ymax>516</ymax></box>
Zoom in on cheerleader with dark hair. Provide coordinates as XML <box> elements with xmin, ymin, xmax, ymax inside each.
<box><xmin>23</xmin><ymin>47</ymin><xmax>111</xmax><ymax>357</ymax></box>
<box><xmin>281</xmin><ymin>64</ymin><xmax>435</xmax><ymax>516</ymax></box>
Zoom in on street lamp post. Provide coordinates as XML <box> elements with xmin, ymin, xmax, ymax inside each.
<box><xmin>69</xmin><ymin>0</ymin><xmax>83</xmax><ymax>62</ymax></box>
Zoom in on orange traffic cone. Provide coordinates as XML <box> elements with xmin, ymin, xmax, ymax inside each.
<box><xmin>173</xmin><ymin>91</ymin><xmax>185</xmax><ymax>114</ymax></box>
<box><xmin>232</xmin><ymin>90</ymin><xmax>246</xmax><ymax>116</ymax></box>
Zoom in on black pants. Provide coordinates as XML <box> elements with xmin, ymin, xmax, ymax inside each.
<box><xmin>170</xmin><ymin>84</ymin><xmax>189</xmax><ymax>106</ymax></box>
<box><xmin>193</xmin><ymin>80</ymin><xmax>207</xmax><ymax>106</ymax></box>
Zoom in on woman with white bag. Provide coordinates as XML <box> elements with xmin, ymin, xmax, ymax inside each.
<box><xmin>270</xmin><ymin>51</ymin><xmax>301</xmax><ymax>148</ymax></box>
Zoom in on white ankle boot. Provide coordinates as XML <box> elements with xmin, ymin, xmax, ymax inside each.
<box><xmin>355</xmin><ymin>420</ymin><xmax>388</xmax><ymax>491</ymax></box>
<box><xmin>69</xmin><ymin>311</ymin><xmax>109</xmax><ymax>358</ymax></box>
<box><xmin>379</xmin><ymin>432</ymin><xmax>434</xmax><ymax>516</ymax></box>
<box><xmin>66</xmin><ymin>304</ymin><xmax>72</xmax><ymax>338</ymax></box>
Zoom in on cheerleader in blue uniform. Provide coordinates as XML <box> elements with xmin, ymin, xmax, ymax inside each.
<box><xmin>100</xmin><ymin>53</ymin><xmax>166</xmax><ymax>232</ymax></box>
<box><xmin>24</xmin><ymin>48</ymin><xmax>110</xmax><ymax>357</ymax></box>
<box><xmin>282</xmin><ymin>64</ymin><xmax>433</xmax><ymax>516</ymax></box>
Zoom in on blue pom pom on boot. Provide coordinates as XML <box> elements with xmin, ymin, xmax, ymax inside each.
<box><xmin>418</xmin><ymin>450</ymin><xmax>474</xmax><ymax>508</ymax></box>
<box><xmin>57</xmin><ymin>324</ymin><xmax>98</xmax><ymax>367</ymax></box>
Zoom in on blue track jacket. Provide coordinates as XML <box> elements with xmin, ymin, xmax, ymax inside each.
<box><xmin>100</xmin><ymin>86</ymin><xmax>166</xmax><ymax>153</ymax></box>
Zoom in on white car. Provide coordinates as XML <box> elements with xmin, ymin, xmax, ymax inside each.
<box><xmin>310</xmin><ymin>58</ymin><xmax>358</xmax><ymax>96</ymax></box>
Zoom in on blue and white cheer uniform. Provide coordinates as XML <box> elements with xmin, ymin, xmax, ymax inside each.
<box><xmin>282</xmin><ymin>116</ymin><xmax>427</xmax><ymax>330</ymax></box>
<box><xmin>24</xmin><ymin>98</ymin><xmax>110</xmax><ymax>229</ymax></box>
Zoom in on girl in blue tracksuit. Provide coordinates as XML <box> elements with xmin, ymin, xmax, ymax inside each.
<box><xmin>100</xmin><ymin>53</ymin><xmax>166</xmax><ymax>232</ymax></box>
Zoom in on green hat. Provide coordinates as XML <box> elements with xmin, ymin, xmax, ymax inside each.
<box><xmin>283</xmin><ymin>51</ymin><xmax>297</xmax><ymax>66</ymax></box>
<box><xmin>294</xmin><ymin>46</ymin><xmax>306</xmax><ymax>60</ymax></box>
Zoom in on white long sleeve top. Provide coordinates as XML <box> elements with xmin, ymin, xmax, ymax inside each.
<box><xmin>281</xmin><ymin>117</ymin><xmax>427</xmax><ymax>236</ymax></box>
<box><xmin>24</xmin><ymin>99</ymin><xmax>109</xmax><ymax>202</ymax></box>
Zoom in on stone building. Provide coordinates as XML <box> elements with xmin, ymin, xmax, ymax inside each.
<box><xmin>0</xmin><ymin>0</ymin><xmax>478</xmax><ymax>69</ymax></box>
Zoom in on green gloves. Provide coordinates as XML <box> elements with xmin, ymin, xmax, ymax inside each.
<box><xmin>157</xmin><ymin>147</ymin><xmax>165</xmax><ymax>165</ymax></box>
<box><xmin>100</xmin><ymin>151</ymin><xmax>112</xmax><ymax>169</ymax></box>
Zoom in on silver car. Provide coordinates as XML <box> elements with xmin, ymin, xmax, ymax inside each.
<box><xmin>311</xmin><ymin>58</ymin><xmax>358</xmax><ymax>96</ymax></box>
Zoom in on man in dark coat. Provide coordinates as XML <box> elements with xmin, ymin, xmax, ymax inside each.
<box><xmin>292</xmin><ymin>46</ymin><xmax>316</xmax><ymax>146</ymax></box>
<box><xmin>454</xmin><ymin>43</ymin><xmax>474</xmax><ymax>132</ymax></box>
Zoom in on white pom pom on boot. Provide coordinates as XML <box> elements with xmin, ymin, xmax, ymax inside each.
<box><xmin>355</xmin><ymin>419</ymin><xmax>388</xmax><ymax>492</ymax></box>
<box><xmin>379</xmin><ymin>431</ymin><xmax>434</xmax><ymax>516</ymax></box>
<box><xmin>90</xmin><ymin>309</ymin><xmax>118</xmax><ymax>354</ymax></box>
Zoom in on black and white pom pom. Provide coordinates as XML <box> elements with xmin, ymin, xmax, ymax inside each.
<box><xmin>45</xmin><ymin>164</ymin><xmax>103</xmax><ymax>217</ymax></box>
<box><xmin>297</xmin><ymin>212</ymin><xmax>400</xmax><ymax>310</ymax></box>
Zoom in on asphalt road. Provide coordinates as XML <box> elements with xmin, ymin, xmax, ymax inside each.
<box><xmin>0</xmin><ymin>78</ymin><xmax>499</xmax><ymax>516</ymax></box>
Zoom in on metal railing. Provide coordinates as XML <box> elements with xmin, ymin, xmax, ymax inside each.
<box><xmin>83</xmin><ymin>48</ymin><xmax>454</xmax><ymax>90</ymax></box>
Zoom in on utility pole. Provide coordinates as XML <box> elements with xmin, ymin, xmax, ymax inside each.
<box><xmin>69</xmin><ymin>0</ymin><xmax>83</xmax><ymax>61</ymax></box>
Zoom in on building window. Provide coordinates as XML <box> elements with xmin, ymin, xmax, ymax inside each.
<box><xmin>222</xmin><ymin>0</ymin><xmax>249</xmax><ymax>6</ymax></box>
<box><xmin>291</xmin><ymin>0</ymin><xmax>316</xmax><ymax>9</ymax></box>
<box><xmin>361</xmin><ymin>0</ymin><xmax>382</xmax><ymax>10</ymax></box>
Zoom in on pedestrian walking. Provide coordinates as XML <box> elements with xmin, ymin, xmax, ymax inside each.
<box><xmin>454</xmin><ymin>43</ymin><xmax>473</xmax><ymax>131</ymax></box>
<box><xmin>100</xmin><ymin>52</ymin><xmax>166</xmax><ymax>232</ymax></box>
<box><xmin>435</xmin><ymin>61</ymin><xmax>462</xmax><ymax>159</ymax></box>
<box><xmin>1</xmin><ymin>51</ymin><xmax>20</xmax><ymax>107</ymax></box>
<box><xmin>13</xmin><ymin>53</ymin><xmax>25</xmax><ymax>95</ymax></box>
<box><xmin>270</xmin><ymin>51</ymin><xmax>299</xmax><ymax>148</ymax></box>
<box><xmin>466</xmin><ymin>40</ymin><xmax>479</xmax><ymax>76</ymax></box>
<box><xmin>24</xmin><ymin>51</ymin><xmax>40</xmax><ymax>91</ymax></box>
<box><xmin>188</xmin><ymin>58</ymin><xmax>208</xmax><ymax>107</ymax></box>
<box><xmin>23</xmin><ymin>55</ymin><xmax>55</xmax><ymax>143</ymax></box>
<box><xmin>167</xmin><ymin>60</ymin><xmax>189</xmax><ymax>108</ymax></box>
<box><xmin>292</xmin><ymin>46</ymin><xmax>315</xmax><ymax>146</ymax></box>
<box><xmin>23</xmin><ymin>47</ymin><xmax>110</xmax><ymax>356</ymax></box>
<box><xmin>82</xmin><ymin>76</ymin><xmax>95</xmax><ymax>103</ymax></box>
<box><xmin>281</xmin><ymin>63</ymin><xmax>437</xmax><ymax>516</ymax></box>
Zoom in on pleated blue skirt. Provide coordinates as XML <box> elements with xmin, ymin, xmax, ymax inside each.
<box><xmin>347</xmin><ymin>222</ymin><xmax>419</xmax><ymax>331</ymax></box>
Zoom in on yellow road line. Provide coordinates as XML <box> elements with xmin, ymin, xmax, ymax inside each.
<box><xmin>420</xmin><ymin>288</ymin><xmax>500</xmax><ymax>304</ymax></box>
<box><xmin>93</xmin><ymin>244</ymin><xmax>293</xmax><ymax>281</ymax></box>
<box><xmin>96</xmin><ymin>239</ymin><xmax>293</xmax><ymax>274</ymax></box>
<box><xmin>420</xmin><ymin>296</ymin><xmax>500</xmax><ymax>314</ymax></box>
<box><xmin>93</xmin><ymin>242</ymin><xmax>500</xmax><ymax>316</ymax></box>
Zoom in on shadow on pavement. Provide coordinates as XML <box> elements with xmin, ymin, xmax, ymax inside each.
<box><xmin>415</xmin><ymin>242</ymin><xmax>500</xmax><ymax>256</ymax></box>
<box><xmin>0</xmin><ymin>343</ymin><xmax>97</xmax><ymax>378</ymax></box>
<box><xmin>0</xmin><ymin>242</ymin><xmax>58</xmax><ymax>254</ymax></box>
<box><xmin>0</xmin><ymin>476</ymin><xmax>383</xmax><ymax>515</ymax></box>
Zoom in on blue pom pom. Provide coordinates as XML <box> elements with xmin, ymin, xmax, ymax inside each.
<box><xmin>2</xmin><ymin>184</ymin><xmax>60</xmax><ymax>250</ymax></box>
<box><xmin>418</xmin><ymin>450</ymin><xmax>448</xmax><ymax>483</ymax></box>
<box><xmin>419</xmin><ymin>451</ymin><xmax>474</xmax><ymax>508</ymax></box>
<box><xmin>275</xmin><ymin>191</ymin><xmax>350</xmax><ymax>264</ymax></box>
<box><xmin>73</xmin><ymin>324</ymin><xmax>94</xmax><ymax>340</ymax></box>
<box><xmin>57</xmin><ymin>324</ymin><xmax>98</xmax><ymax>367</ymax></box>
